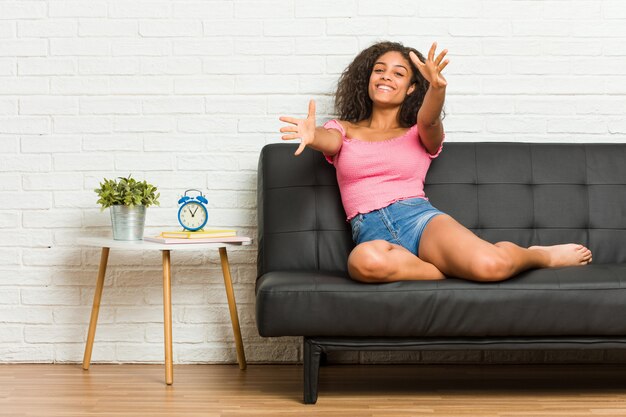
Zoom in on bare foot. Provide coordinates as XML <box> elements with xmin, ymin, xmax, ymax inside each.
<box><xmin>528</xmin><ymin>244</ymin><xmax>592</xmax><ymax>267</ymax></box>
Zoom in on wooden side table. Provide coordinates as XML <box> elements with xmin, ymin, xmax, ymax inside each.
<box><xmin>78</xmin><ymin>237</ymin><xmax>251</xmax><ymax>385</ymax></box>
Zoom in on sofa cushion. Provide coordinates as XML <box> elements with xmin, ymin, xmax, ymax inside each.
<box><xmin>423</xmin><ymin>143</ymin><xmax>626</xmax><ymax>264</ymax></box>
<box><xmin>256</xmin><ymin>264</ymin><xmax>626</xmax><ymax>337</ymax></box>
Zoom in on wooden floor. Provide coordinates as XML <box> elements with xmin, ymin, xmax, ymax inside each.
<box><xmin>1</xmin><ymin>363</ymin><xmax>625</xmax><ymax>416</ymax></box>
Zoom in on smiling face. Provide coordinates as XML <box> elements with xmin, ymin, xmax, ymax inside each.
<box><xmin>368</xmin><ymin>51</ymin><xmax>416</xmax><ymax>108</ymax></box>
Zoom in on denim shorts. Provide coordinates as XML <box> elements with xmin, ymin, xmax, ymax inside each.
<box><xmin>349</xmin><ymin>197</ymin><xmax>445</xmax><ymax>257</ymax></box>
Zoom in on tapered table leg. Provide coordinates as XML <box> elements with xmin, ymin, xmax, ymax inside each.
<box><xmin>219</xmin><ymin>247</ymin><xmax>247</xmax><ymax>370</ymax></box>
<box><xmin>162</xmin><ymin>250</ymin><xmax>173</xmax><ymax>385</ymax></box>
<box><xmin>83</xmin><ymin>247</ymin><xmax>110</xmax><ymax>370</ymax></box>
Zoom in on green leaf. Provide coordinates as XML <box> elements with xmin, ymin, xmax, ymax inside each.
<box><xmin>94</xmin><ymin>174</ymin><xmax>160</xmax><ymax>209</ymax></box>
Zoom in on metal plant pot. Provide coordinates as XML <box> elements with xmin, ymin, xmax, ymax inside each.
<box><xmin>110</xmin><ymin>205</ymin><xmax>146</xmax><ymax>240</ymax></box>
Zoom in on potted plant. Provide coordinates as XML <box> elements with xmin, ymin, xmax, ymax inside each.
<box><xmin>95</xmin><ymin>175</ymin><xmax>160</xmax><ymax>240</ymax></box>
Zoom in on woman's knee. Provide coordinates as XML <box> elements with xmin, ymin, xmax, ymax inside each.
<box><xmin>348</xmin><ymin>240</ymin><xmax>393</xmax><ymax>283</ymax></box>
<box><xmin>469</xmin><ymin>249</ymin><xmax>515</xmax><ymax>282</ymax></box>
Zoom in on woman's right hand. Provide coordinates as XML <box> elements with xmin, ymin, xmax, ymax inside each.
<box><xmin>279</xmin><ymin>99</ymin><xmax>316</xmax><ymax>156</ymax></box>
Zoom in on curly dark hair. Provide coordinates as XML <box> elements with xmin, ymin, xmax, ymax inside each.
<box><xmin>335</xmin><ymin>41</ymin><xmax>431</xmax><ymax>128</ymax></box>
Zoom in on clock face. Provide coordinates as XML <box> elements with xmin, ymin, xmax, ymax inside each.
<box><xmin>179</xmin><ymin>201</ymin><xmax>207</xmax><ymax>230</ymax></box>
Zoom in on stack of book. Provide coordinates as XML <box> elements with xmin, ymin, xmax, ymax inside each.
<box><xmin>144</xmin><ymin>229</ymin><xmax>250</xmax><ymax>244</ymax></box>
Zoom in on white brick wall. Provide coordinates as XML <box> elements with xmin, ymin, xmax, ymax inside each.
<box><xmin>1</xmin><ymin>0</ymin><xmax>626</xmax><ymax>365</ymax></box>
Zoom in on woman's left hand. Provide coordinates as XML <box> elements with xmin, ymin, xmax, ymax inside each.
<box><xmin>410</xmin><ymin>42</ymin><xmax>449</xmax><ymax>89</ymax></box>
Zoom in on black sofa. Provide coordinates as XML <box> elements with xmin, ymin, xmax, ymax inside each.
<box><xmin>255</xmin><ymin>142</ymin><xmax>626</xmax><ymax>404</ymax></box>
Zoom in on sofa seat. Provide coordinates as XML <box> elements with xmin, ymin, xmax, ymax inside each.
<box><xmin>256</xmin><ymin>264</ymin><xmax>626</xmax><ymax>338</ymax></box>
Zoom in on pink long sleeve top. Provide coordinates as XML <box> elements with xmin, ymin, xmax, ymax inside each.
<box><xmin>323</xmin><ymin>119</ymin><xmax>443</xmax><ymax>221</ymax></box>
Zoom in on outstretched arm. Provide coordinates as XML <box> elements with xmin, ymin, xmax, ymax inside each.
<box><xmin>279</xmin><ymin>100</ymin><xmax>342</xmax><ymax>156</ymax></box>
<box><xmin>409</xmin><ymin>43</ymin><xmax>449</xmax><ymax>155</ymax></box>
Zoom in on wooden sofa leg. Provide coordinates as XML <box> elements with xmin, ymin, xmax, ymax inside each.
<box><xmin>303</xmin><ymin>338</ymin><xmax>323</xmax><ymax>404</ymax></box>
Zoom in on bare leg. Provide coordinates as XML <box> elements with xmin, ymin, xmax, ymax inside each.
<box><xmin>418</xmin><ymin>215</ymin><xmax>592</xmax><ymax>282</ymax></box>
<box><xmin>490</xmin><ymin>241</ymin><xmax>591</xmax><ymax>274</ymax></box>
<box><xmin>348</xmin><ymin>240</ymin><xmax>445</xmax><ymax>283</ymax></box>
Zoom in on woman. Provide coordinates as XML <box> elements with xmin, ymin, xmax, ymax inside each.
<box><xmin>279</xmin><ymin>41</ymin><xmax>592</xmax><ymax>283</ymax></box>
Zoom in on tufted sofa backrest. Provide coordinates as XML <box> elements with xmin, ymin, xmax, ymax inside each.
<box><xmin>257</xmin><ymin>142</ymin><xmax>626</xmax><ymax>277</ymax></box>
